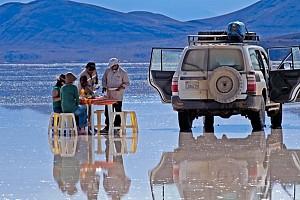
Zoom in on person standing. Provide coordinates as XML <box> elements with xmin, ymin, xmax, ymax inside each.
<box><xmin>61</xmin><ymin>72</ymin><xmax>87</xmax><ymax>134</ymax></box>
<box><xmin>101</xmin><ymin>58</ymin><xmax>130</xmax><ymax>133</ymax></box>
<box><xmin>52</xmin><ymin>74</ymin><xmax>65</xmax><ymax>113</ymax></box>
<box><xmin>78</xmin><ymin>62</ymin><xmax>99</xmax><ymax>96</ymax></box>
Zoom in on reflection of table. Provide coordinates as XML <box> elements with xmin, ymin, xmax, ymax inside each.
<box><xmin>80</xmin><ymin>96</ymin><xmax>118</xmax><ymax>134</ymax></box>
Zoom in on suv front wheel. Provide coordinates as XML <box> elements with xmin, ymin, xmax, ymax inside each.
<box><xmin>270</xmin><ymin>104</ymin><xmax>282</xmax><ymax>129</ymax></box>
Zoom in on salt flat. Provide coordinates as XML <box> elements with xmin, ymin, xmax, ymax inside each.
<box><xmin>1</xmin><ymin>64</ymin><xmax>300</xmax><ymax>199</ymax></box>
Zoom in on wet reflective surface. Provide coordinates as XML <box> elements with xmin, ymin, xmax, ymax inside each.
<box><xmin>150</xmin><ymin>130</ymin><xmax>290</xmax><ymax>200</ymax></box>
<box><xmin>1</xmin><ymin>65</ymin><xmax>300</xmax><ymax>199</ymax></box>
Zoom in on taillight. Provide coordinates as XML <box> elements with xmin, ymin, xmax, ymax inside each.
<box><xmin>172</xmin><ymin>164</ymin><xmax>179</xmax><ymax>182</ymax></box>
<box><xmin>172</xmin><ymin>77</ymin><xmax>178</xmax><ymax>93</ymax></box>
<box><xmin>248</xmin><ymin>165</ymin><xmax>257</xmax><ymax>177</ymax></box>
<box><xmin>247</xmin><ymin>71</ymin><xmax>256</xmax><ymax>95</ymax></box>
<box><xmin>248</xmin><ymin>164</ymin><xmax>257</xmax><ymax>183</ymax></box>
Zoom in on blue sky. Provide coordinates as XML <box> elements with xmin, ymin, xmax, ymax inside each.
<box><xmin>0</xmin><ymin>0</ymin><xmax>259</xmax><ymax>20</ymax></box>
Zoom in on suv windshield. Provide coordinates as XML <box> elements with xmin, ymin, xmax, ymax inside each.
<box><xmin>182</xmin><ymin>48</ymin><xmax>244</xmax><ymax>71</ymax></box>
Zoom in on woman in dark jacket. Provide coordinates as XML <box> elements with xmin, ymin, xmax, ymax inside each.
<box><xmin>52</xmin><ymin>74</ymin><xmax>65</xmax><ymax>113</ymax></box>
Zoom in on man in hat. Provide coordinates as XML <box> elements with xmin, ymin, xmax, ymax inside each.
<box><xmin>101</xmin><ymin>58</ymin><xmax>130</xmax><ymax>133</ymax></box>
<box><xmin>61</xmin><ymin>72</ymin><xmax>87</xmax><ymax>134</ymax></box>
<box><xmin>78</xmin><ymin>62</ymin><xmax>99</xmax><ymax>96</ymax></box>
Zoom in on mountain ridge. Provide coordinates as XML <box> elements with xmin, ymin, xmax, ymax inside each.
<box><xmin>190</xmin><ymin>0</ymin><xmax>300</xmax><ymax>36</ymax></box>
<box><xmin>0</xmin><ymin>0</ymin><xmax>299</xmax><ymax>63</ymax></box>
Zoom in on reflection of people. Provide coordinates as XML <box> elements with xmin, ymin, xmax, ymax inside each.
<box><xmin>76</xmin><ymin>134</ymin><xmax>101</xmax><ymax>200</ymax></box>
<box><xmin>78</xmin><ymin>62</ymin><xmax>99</xmax><ymax>96</ymax></box>
<box><xmin>101</xmin><ymin>58</ymin><xmax>130</xmax><ymax>133</ymax></box>
<box><xmin>80</xmin><ymin>168</ymin><xmax>100</xmax><ymax>200</ymax></box>
<box><xmin>61</xmin><ymin>72</ymin><xmax>87</xmax><ymax>134</ymax></box>
<box><xmin>52</xmin><ymin>74</ymin><xmax>65</xmax><ymax>113</ymax></box>
<box><xmin>103</xmin><ymin>137</ymin><xmax>131</xmax><ymax>199</ymax></box>
<box><xmin>53</xmin><ymin>155</ymin><xmax>80</xmax><ymax>196</ymax></box>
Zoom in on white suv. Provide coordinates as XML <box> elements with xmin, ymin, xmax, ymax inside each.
<box><xmin>149</xmin><ymin>30</ymin><xmax>300</xmax><ymax>132</ymax></box>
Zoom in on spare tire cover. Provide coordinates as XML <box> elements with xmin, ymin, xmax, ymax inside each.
<box><xmin>208</xmin><ymin>66</ymin><xmax>243</xmax><ymax>103</ymax></box>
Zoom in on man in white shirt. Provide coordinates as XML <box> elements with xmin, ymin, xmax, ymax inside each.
<box><xmin>101</xmin><ymin>58</ymin><xmax>130</xmax><ymax>133</ymax></box>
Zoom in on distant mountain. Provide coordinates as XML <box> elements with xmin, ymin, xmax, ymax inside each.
<box><xmin>0</xmin><ymin>0</ymin><xmax>300</xmax><ymax>63</ymax></box>
<box><xmin>262</xmin><ymin>32</ymin><xmax>300</xmax><ymax>48</ymax></box>
<box><xmin>0</xmin><ymin>0</ymin><xmax>198</xmax><ymax>63</ymax></box>
<box><xmin>190</xmin><ymin>0</ymin><xmax>300</xmax><ymax>36</ymax></box>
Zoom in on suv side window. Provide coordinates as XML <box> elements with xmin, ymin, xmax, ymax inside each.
<box><xmin>151</xmin><ymin>48</ymin><xmax>183</xmax><ymax>71</ymax></box>
<box><xmin>260</xmin><ymin>51</ymin><xmax>269</xmax><ymax>70</ymax></box>
<box><xmin>292</xmin><ymin>47</ymin><xmax>300</xmax><ymax>69</ymax></box>
<box><xmin>182</xmin><ymin>49</ymin><xmax>207</xmax><ymax>71</ymax></box>
<box><xmin>249</xmin><ymin>49</ymin><xmax>261</xmax><ymax>71</ymax></box>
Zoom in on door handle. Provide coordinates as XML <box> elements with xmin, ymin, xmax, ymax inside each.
<box><xmin>282</xmin><ymin>86</ymin><xmax>289</xmax><ymax>91</ymax></box>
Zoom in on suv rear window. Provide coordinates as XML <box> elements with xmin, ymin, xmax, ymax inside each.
<box><xmin>209</xmin><ymin>49</ymin><xmax>244</xmax><ymax>71</ymax></box>
<box><xmin>182</xmin><ymin>49</ymin><xmax>244</xmax><ymax>71</ymax></box>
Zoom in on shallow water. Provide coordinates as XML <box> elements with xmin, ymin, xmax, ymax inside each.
<box><xmin>0</xmin><ymin>63</ymin><xmax>155</xmax><ymax>105</ymax></box>
<box><xmin>1</xmin><ymin>64</ymin><xmax>300</xmax><ymax>200</ymax></box>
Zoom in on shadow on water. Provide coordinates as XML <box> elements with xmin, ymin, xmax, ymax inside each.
<box><xmin>150</xmin><ymin>128</ymin><xmax>300</xmax><ymax>200</ymax></box>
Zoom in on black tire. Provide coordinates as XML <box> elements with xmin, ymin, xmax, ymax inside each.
<box><xmin>203</xmin><ymin>115</ymin><xmax>214</xmax><ymax>132</ymax></box>
<box><xmin>178</xmin><ymin>110</ymin><xmax>192</xmax><ymax>132</ymax></box>
<box><xmin>270</xmin><ymin>104</ymin><xmax>282</xmax><ymax>129</ymax></box>
<box><xmin>249</xmin><ymin>97</ymin><xmax>265</xmax><ymax>131</ymax></box>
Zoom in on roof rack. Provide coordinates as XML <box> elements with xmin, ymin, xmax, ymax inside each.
<box><xmin>188</xmin><ymin>31</ymin><xmax>260</xmax><ymax>46</ymax></box>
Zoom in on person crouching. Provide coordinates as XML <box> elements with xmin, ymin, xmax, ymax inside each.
<box><xmin>61</xmin><ymin>72</ymin><xmax>87</xmax><ymax>134</ymax></box>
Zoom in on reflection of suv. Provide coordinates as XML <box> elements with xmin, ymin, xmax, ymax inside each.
<box><xmin>150</xmin><ymin>131</ymin><xmax>269</xmax><ymax>199</ymax></box>
<box><xmin>149</xmin><ymin>29</ymin><xmax>300</xmax><ymax>131</ymax></box>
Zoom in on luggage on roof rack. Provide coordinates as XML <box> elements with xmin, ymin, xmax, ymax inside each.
<box><xmin>188</xmin><ymin>31</ymin><xmax>259</xmax><ymax>46</ymax></box>
<box><xmin>227</xmin><ymin>21</ymin><xmax>247</xmax><ymax>42</ymax></box>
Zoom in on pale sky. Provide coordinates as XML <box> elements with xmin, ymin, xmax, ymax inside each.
<box><xmin>0</xmin><ymin>0</ymin><xmax>260</xmax><ymax>21</ymax></box>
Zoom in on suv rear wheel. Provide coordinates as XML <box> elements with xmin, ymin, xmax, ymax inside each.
<box><xmin>249</xmin><ymin>97</ymin><xmax>265</xmax><ymax>131</ymax></box>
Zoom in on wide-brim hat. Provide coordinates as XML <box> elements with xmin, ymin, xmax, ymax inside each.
<box><xmin>65</xmin><ymin>72</ymin><xmax>77</xmax><ymax>83</ymax></box>
<box><xmin>108</xmin><ymin>58</ymin><xmax>119</xmax><ymax>68</ymax></box>
<box><xmin>56</xmin><ymin>73</ymin><xmax>65</xmax><ymax>82</ymax></box>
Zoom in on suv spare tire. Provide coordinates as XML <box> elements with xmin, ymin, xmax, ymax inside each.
<box><xmin>208</xmin><ymin>66</ymin><xmax>243</xmax><ymax>103</ymax></box>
